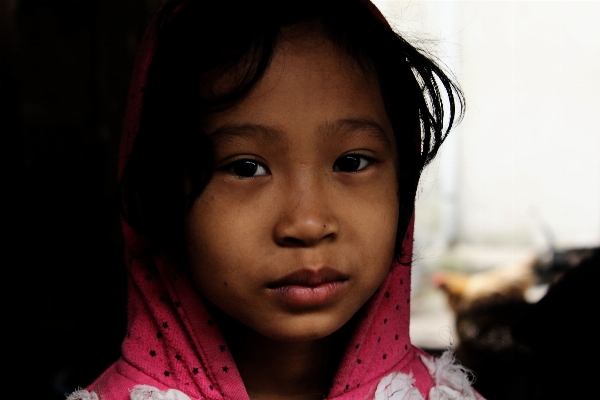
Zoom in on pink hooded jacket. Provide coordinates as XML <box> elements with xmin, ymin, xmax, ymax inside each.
<box><xmin>69</xmin><ymin>2</ymin><xmax>481</xmax><ymax>399</ymax></box>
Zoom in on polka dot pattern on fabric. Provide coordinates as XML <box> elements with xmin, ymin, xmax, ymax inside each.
<box><xmin>329</xmin><ymin>217</ymin><xmax>415</xmax><ymax>398</ymax></box>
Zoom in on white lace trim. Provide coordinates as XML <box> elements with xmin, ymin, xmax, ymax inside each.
<box><xmin>66</xmin><ymin>386</ymin><xmax>192</xmax><ymax>400</ymax></box>
<box><xmin>374</xmin><ymin>350</ymin><xmax>481</xmax><ymax>400</ymax></box>
<box><xmin>68</xmin><ymin>351</ymin><xmax>479</xmax><ymax>400</ymax></box>
<box><xmin>66</xmin><ymin>389</ymin><xmax>99</xmax><ymax>400</ymax></box>
<box><xmin>374</xmin><ymin>371</ymin><xmax>424</xmax><ymax>400</ymax></box>
<box><xmin>130</xmin><ymin>385</ymin><xmax>192</xmax><ymax>400</ymax></box>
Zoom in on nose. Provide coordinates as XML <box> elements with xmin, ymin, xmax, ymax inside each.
<box><xmin>273</xmin><ymin>179</ymin><xmax>339</xmax><ymax>247</ymax></box>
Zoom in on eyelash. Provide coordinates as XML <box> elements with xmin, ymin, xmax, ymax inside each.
<box><xmin>225</xmin><ymin>158</ymin><xmax>270</xmax><ymax>178</ymax></box>
<box><xmin>333</xmin><ymin>153</ymin><xmax>374</xmax><ymax>173</ymax></box>
<box><xmin>224</xmin><ymin>153</ymin><xmax>375</xmax><ymax>178</ymax></box>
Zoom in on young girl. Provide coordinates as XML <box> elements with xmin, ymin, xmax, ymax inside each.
<box><xmin>69</xmin><ymin>1</ymin><xmax>479</xmax><ymax>399</ymax></box>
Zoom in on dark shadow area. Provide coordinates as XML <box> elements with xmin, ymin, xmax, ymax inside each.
<box><xmin>0</xmin><ymin>1</ymin><xmax>160</xmax><ymax>397</ymax></box>
<box><xmin>435</xmin><ymin>247</ymin><xmax>599</xmax><ymax>399</ymax></box>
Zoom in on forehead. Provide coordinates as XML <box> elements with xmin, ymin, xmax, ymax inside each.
<box><xmin>201</xmin><ymin>28</ymin><xmax>392</xmax><ymax>144</ymax></box>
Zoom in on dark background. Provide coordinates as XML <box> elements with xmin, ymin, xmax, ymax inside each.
<box><xmin>1</xmin><ymin>1</ymin><xmax>163</xmax><ymax>397</ymax></box>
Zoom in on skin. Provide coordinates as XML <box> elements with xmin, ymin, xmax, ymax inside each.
<box><xmin>185</xmin><ymin>28</ymin><xmax>399</xmax><ymax>400</ymax></box>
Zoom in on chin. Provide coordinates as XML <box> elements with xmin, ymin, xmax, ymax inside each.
<box><xmin>256</xmin><ymin>313</ymin><xmax>353</xmax><ymax>343</ymax></box>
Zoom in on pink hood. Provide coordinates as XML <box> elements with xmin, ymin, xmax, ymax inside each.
<box><xmin>83</xmin><ymin>2</ymin><xmax>453</xmax><ymax>399</ymax></box>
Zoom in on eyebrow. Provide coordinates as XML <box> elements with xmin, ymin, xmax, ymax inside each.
<box><xmin>207</xmin><ymin>117</ymin><xmax>392</xmax><ymax>147</ymax></box>
<box><xmin>208</xmin><ymin>123</ymin><xmax>288</xmax><ymax>146</ymax></box>
<box><xmin>323</xmin><ymin>118</ymin><xmax>392</xmax><ymax>148</ymax></box>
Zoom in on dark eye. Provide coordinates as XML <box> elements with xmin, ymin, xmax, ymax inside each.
<box><xmin>333</xmin><ymin>154</ymin><xmax>371</xmax><ymax>172</ymax></box>
<box><xmin>229</xmin><ymin>159</ymin><xmax>269</xmax><ymax>177</ymax></box>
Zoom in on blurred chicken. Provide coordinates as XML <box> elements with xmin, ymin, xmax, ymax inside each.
<box><xmin>432</xmin><ymin>257</ymin><xmax>536</xmax><ymax>314</ymax></box>
<box><xmin>433</xmin><ymin>247</ymin><xmax>599</xmax><ymax>399</ymax></box>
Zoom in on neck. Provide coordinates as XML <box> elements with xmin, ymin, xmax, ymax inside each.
<box><xmin>215</xmin><ymin>311</ymin><xmax>349</xmax><ymax>400</ymax></box>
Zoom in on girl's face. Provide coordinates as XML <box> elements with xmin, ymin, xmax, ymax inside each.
<box><xmin>185</xmin><ymin>30</ymin><xmax>399</xmax><ymax>342</ymax></box>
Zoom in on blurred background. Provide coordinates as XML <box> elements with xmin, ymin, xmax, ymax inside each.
<box><xmin>1</xmin><ymin>0</ymin><xmax>598</xmax><ymax>398</ymax></box>
<box><xmin>372</xmin><ymin>0</ymin><xmax>600</xmax><ymax>348</ymax></box>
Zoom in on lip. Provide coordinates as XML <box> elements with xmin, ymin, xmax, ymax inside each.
<box><xmin>267</xmin><ymin>267</ymin><xmax>349</xmax><ymax>309</ymax></box>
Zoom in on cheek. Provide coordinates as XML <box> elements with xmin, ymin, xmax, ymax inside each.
<box><xmin>184</xmin><ymin>194</ymin><xmax>239</xmax><ymax>292</ymax></box>
<box><xmin>183</xmin><ymin>184</ymin><xmax>271</xmax><ymax>298</ymax></box>
<box><xmin>340</xmin><ymin>172</ymin><xmax>399</xmax><ymax>282</ymax></box>
<box><xmin>347</xmin><ymin>172</ymin><xmax>399</xmax><ymax>243</ymax></box>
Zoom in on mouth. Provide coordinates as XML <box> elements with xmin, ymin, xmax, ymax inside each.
<box><xmin>267</xmin><ymin>267</ymin><xmax>349</xmax><ymax>309</ymax></box>
<box><xmin>267</xmin><ymin>267</ymin><xmax>349</xmax><ymax>288</ymax></box>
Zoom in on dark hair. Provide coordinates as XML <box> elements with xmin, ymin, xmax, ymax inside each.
<box><xmin>119</xmin><ymin>0</ymin><xmax>464</xmax><ymax>262</ymax></box>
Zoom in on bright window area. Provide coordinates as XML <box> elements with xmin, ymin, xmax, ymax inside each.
<box><xmin>373</xmin><ymin>0</ymin><xmax>600</xmax><ymax>348</ymax></box>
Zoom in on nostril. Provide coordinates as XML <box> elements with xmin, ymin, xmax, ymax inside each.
<box><xmin>279</xmin><ymin>231</ymin><xmax>336</xmax><ymax>247</ymax></box>
<box><xmin>281</xmin><ymin>236</ymin><xmax>314</xmax><ymax>247</ymax></box>
<box><xmin>273</xmin><ymin>210</ymin><xmax>339</xmax><ymax>247</ymax></box>
<box><xmin>281</xmin><ymin>236</ymin><xmax>310</xmax><ymax>247</ymax></box>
